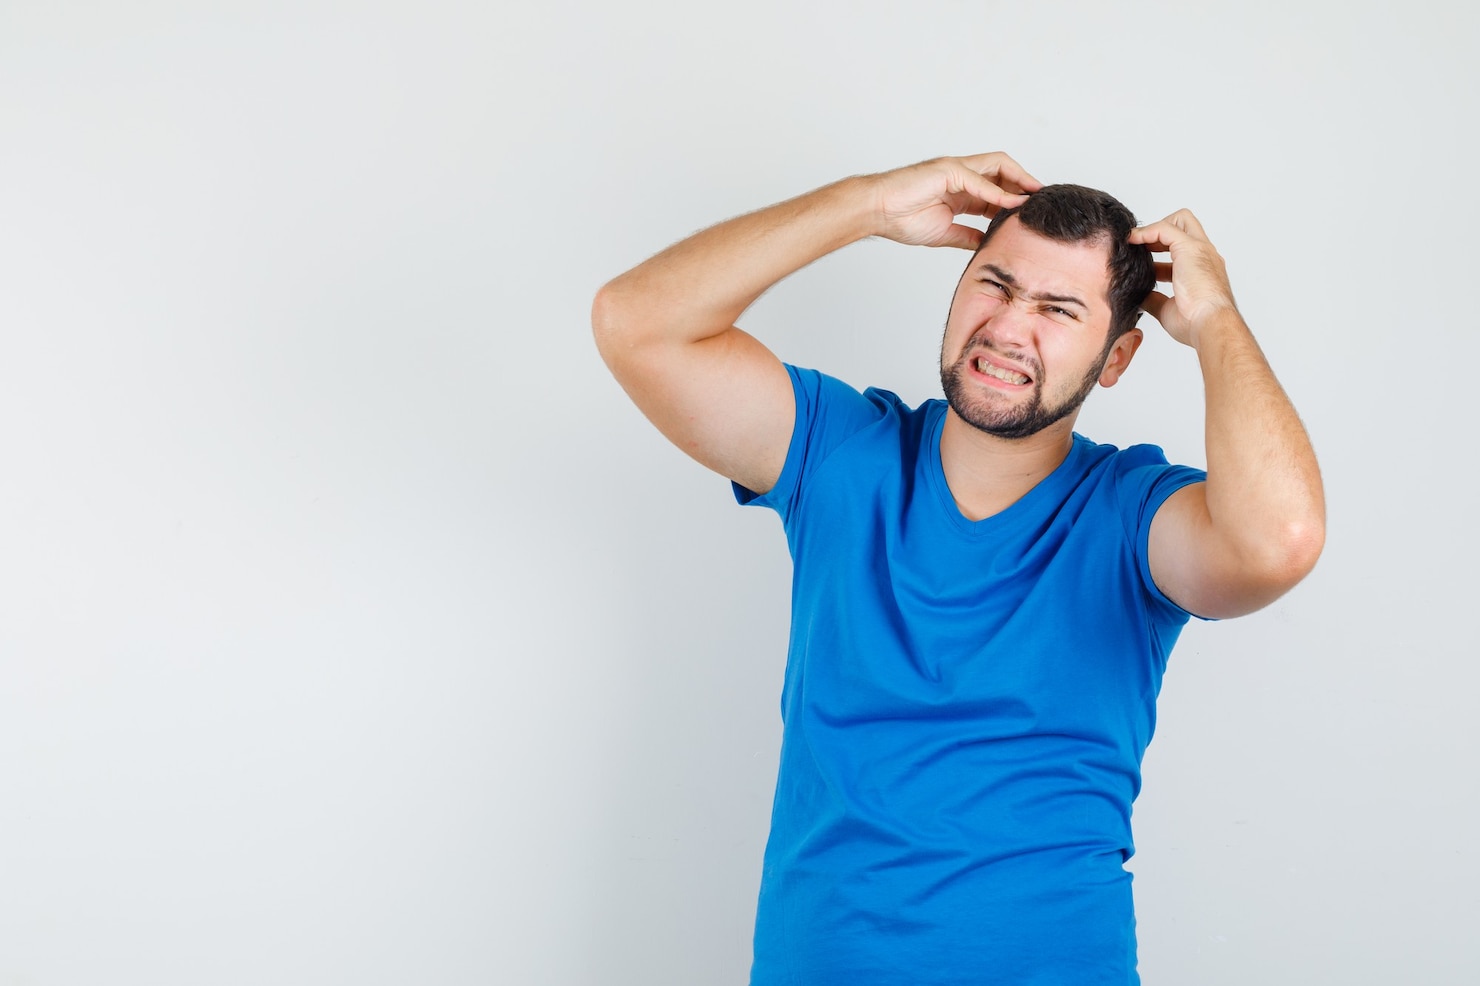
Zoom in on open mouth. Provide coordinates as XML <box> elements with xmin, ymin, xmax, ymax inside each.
<box><xmin>973</xmin><ymin>355</ymin><xmax>1031</xmax><ymax>386</ymax></box>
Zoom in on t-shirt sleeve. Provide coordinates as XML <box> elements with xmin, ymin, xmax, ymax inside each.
<box><xmin>1113</xmin><ymin>446</ymin><xmax>1211</xmax><ymax>622</ymax></box>
<box><xmin>732</xmin><ymin>364</ymin><xmax>884</xmax><ymax>524</ymax></box>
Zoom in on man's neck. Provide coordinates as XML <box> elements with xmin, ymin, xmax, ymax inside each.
<box><xmin>938</xmin><ymin>409</ymin><xmax>1077</xmax><ymax>521</ymax></box>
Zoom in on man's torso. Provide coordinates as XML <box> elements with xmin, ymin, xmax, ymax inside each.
<box><xmin>736</xmin><ymin>366</ymin><xmax>1205</xmax><ymax>985</ymax></box>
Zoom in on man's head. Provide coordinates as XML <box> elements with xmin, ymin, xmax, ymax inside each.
<box><xmin>939</xmin><ymin>184</ymin><xmax>1155</xmax><ymax>440</ymax></box>
<box><xmin>979</xmin><ymin>184</ymin><xmax>1154</xmax><ymax>342</ymax></box>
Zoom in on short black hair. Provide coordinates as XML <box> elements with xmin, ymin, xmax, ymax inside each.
<box><xmin>977</xmin><ymin>184</ymin><xmax>1154</xmax><ymax>340</ymax></box>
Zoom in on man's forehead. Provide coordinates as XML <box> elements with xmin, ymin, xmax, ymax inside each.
<box><xmin>971</xmin><ymin>219</ymin><xmax>1114</xmax><ymax>302</ymax></box>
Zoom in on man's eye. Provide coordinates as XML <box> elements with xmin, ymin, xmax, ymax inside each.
<box><xmin>1047</xmin><ymin>306</ymin><xmax>1078</xmax><ymax>320</ymax></box>
<box><xmin>979</xmin><ymin>279</ymin><xmax>1007</xmax><ymax>293</ymax></box>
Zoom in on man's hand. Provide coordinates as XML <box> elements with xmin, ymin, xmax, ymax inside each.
<box><xmin>1129</xmin><ymin>209</ymin><xmax>1238</xmax><ymax>348</ymax></box>
<box><xmin>868</xmin><ymin>153</ymin><xmax>1043</xmax><ymax>251</ymax></box>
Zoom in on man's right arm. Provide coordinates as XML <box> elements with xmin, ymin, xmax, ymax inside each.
<box><xmin>591</xmin><ymin>154</ymin><xmax>1039</xmax><ymax>495</ymax></box>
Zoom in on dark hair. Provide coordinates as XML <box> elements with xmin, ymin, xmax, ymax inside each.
<box><xmin>978</xmin><ymin>183</ymin><xmax>1154</xmax><ymax>340</ymax></box>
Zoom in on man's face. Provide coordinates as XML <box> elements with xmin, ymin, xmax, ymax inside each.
<box><xmin>939</xmin><ymin>217</ymin><xmax>1138</xmax><ymax>440</ymax></box>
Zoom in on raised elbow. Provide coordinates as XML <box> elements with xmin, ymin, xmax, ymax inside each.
<box><xmin>1250</xmin><ymin>514</ymin><xmax>1326</xmax><ymax>600</ymax></box>
<box><xmin>1278</xmin><ymin>514</ymin><xmax>1326</xmax><ymax>585</ymax></box>
<box><xmin>590</xmin><ymin>280</ymin><xmax>629</xmax><ymax>363</ymax></box>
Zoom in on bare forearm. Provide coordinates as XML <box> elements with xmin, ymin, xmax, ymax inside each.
<box><xmin>593</xmin><ymin>176</ymin><xmax>879</xmax><ymax>350</ymax></box>
<box><xmin>1196</xmin><ymin>311</ymin><xmax>1326</xmax><ymax>576</ymax></box>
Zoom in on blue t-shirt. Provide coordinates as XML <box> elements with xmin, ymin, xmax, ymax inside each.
<box><xmin>734</xmin><ymin>365</ymin><xmax>1207</xmax><ymax>986</ymax></box>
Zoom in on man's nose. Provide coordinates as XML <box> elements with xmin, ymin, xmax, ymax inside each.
<box><xmin>984</xmin><ymin>303</ymin><xmax>1033</xmax><ymax>350</ymax></box>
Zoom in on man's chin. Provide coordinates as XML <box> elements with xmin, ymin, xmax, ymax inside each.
<box><xmin>946</xmin><ymin>396</ymin><xmax>1045</xmax><ymax>440</ymax></box>
<box><xmin>957</xmin><ymin>413</ymin><xmax>1047</xmax><ymax>440</ymax></box>
<box><xmin>942</xmin><ymin>372</ymin><xmax>1045</xmax><ymax>439</ymax></box>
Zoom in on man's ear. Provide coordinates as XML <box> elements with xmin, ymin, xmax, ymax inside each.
<box><xmin>1099</xmin><ymin>328</ymin><xmax>1143</xmax><ymax>387</ymax></box>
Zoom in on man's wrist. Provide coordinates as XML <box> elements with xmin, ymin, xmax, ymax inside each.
<box><xmin>811</xmin><ymin>173</ymin><xmax>888</xmax><ymax>245</ymax></box>
<box><xmin>1188</xmin><ymin>305</ymin><xmax>1247</xmax><ymax>351</ymax></box>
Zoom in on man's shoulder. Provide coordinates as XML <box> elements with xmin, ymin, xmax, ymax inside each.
<box><xmin>1060</xmin><ymin>435</ymin><xmax>1205</xmax><ymax>519</ymax></box>
<box><xmin>1066</xmin><ymin>433</ymin><xmax>1208</xmax><ymax>537</ymax></box>
<box><xmin>1070</xmin><ymin>433</ymin><xmax>1183</xmax><ymax>472</ymax></box>
<box><xmin>788</xmin><ymin>364</ymin><xmax>942</xmax><ymax>440</ymax></box>
<box><xmin>790</xmin><ymin>364</ymin><xmax>923</xmax><ymax>410</ymax></box>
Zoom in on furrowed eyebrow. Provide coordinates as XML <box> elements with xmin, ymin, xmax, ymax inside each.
<box><xmin>977</xmin><ymin>263</ymin><xmax>1089</xmax><ymax>311</ymax></box>
<box><xmin>1033</xmin><ymin>290</ymin><xmax>1088</xmax><ymax>310</ymax></box>
<box><xmin>980</xmin><ymin>263</ymin><xmax>1018</xmax><ymax>287</ymax></box>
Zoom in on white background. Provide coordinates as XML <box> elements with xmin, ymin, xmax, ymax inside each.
<box><xmin>1</xmin><ymin>1</ymin><xmax>1476</xmax><ymax>983</ymax></box>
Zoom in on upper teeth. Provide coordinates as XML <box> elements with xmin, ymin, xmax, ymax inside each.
<box><xmin>977</xmin><ymin>358</ymin><xmax>1028</xmax><ymax>385</ymax></box>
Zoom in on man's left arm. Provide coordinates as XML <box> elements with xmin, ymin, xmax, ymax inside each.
<box><xmin>1132</xmin><ymin>210</ymin><xmax>1326</xmax><ymax>620</ymax></box>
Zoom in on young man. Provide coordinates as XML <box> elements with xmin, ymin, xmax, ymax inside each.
<box><xmin>592</xmin><ymin>153</ymin><xmax>1324</xmax><ymax>984</ymax></box>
